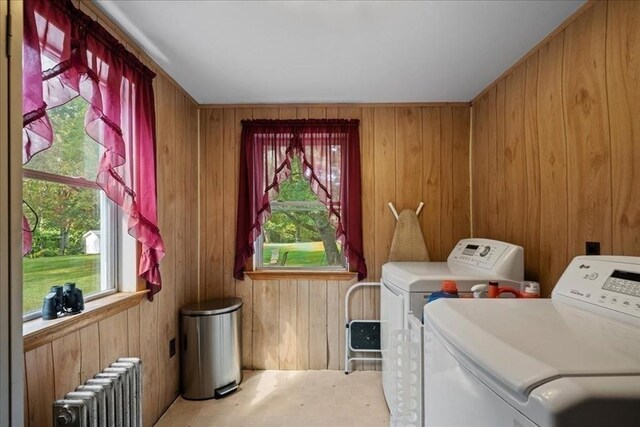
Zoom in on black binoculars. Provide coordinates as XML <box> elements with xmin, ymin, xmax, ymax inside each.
<box><xmin>42</xmin><ymin>282</ymin><xmax>85</xmax><ymax>320</ymax></box>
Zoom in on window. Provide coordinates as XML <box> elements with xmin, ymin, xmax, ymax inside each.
<box><xmin>22</xmin><ymin>98</ymin><xmax>118</xmax><ymax>318</ymax></box>
<box><xmin>255</xmin><ymin>157</ymin><xmax>347</xmax><ymax>270</ymax></box>
<box><xmin>234</xmin><ymin>119</ymin><xmax>366</xmax><ymax>280</ymax></box>
<box><xmin>23</xmin><ymin>0</ymin><xmax>164</xmax><ymax>305</ymax></box>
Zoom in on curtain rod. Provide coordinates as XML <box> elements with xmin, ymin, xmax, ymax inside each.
<box><xmin>49</xmin><ymin>0</ymin><xmax>156</xmax><ymax>80</ymax></box>
<box><xmin>241</xmin><ymin>119</ymin><xmax>360</xmax><ymax>127</ymax></box>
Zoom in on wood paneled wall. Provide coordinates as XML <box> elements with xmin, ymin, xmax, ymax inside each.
<box><xmin>199</xmin><ymin>105</ymin><xmax>471</xmax><ymax>370</ymax></box>
<box><xmin>22</xmin><ymin>4</ymin><xmax>201</xmax><ymax>425</ymax></box>
<box><xmin>471</xmin><ymin>0</ymin><xmax>640</xmax><ymax>296</ymax></box>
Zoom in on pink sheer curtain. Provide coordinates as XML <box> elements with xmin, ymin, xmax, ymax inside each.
<box><xmin>22</xmin><ymin>0</ymin><xmax>165</xmax><ymax>297</ymax></box>
<box><xmin>234</xmin><ymin>119</ymin><xmax>366</xmax><ymax>280</ymax></box>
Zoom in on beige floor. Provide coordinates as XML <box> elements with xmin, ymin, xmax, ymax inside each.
<box><xmin>155</xmin><ymin>370</ymin><xmax>389</xmax><ymax>427</ymax></box>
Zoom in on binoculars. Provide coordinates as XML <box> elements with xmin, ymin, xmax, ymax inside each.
<box><xmin>42</xmin><ymin>282</ymin><xmax>85</xmax><ymax>320</ymax></box>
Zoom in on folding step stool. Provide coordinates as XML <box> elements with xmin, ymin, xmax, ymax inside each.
<box><xmin>344</xmin><ymin>282</ymin><xmax>383</xmax><ymax>374</ymax></box>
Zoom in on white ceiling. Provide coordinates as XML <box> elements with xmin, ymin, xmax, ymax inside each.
<box><xmin>96</xmin><ymin>0</ymin><xmax>585</xmax><ymax>104</ymax></box>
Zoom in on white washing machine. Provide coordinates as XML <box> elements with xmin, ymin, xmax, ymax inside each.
<box><xmin>423</xmin><ymin>255</ymin><xmax>640</xmax><ymax>427</ymax></box>
<box><xmin>380</xmin><ymin>238</ymin><xmax>524</xmax><ymax>425</ymax></box>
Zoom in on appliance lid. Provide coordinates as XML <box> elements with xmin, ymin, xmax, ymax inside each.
<box><xmin>382</xmin><ymin>262</ymin><xmax>514</xmax><ymax>292</ymax></box>
<box><xmin>424</xmin><ymin>299</ymin><xmax>640</xmax><ymax>401</ymax></box>
<box><xmin>181</xmin><ymin>297</ymin><xmax>243</xmax><ymax>316</ymax></box>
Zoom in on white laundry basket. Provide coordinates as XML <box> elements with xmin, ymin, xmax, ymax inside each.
<box><xmin>390</xmin><ymin>329</ymin><xmax>421</xmax><ymax>427</ymax></box>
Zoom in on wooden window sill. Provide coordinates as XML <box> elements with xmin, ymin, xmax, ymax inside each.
<box><xmin>245</xmin><ymin>270</ymin><xmax>357</xmax><ymax>281</ymax></box>
<box><xmin>23</xmin><ymin>290</ymin><xmax>148</xmax><ymax>352</ymax></box>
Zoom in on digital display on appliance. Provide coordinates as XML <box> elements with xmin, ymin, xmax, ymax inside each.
<box><xmin>601</xmin><ymin>269</ymin><xmax>640</xmax><ymax>297</ymax></box>
<box><xmin>462</xmin><ymin>244</ymin><xmax>479</xmax><ymax>256</ymax></box>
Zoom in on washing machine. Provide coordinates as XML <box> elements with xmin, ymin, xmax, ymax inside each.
<box><xmin>380</xmin><ymin>238</ymin><xmax>524</xmax><ymax>425</ymax></box>
<box><xmin>423</xmin><ymin>255</ymin><xmax>640</xmax><ymax>427</ymax></box>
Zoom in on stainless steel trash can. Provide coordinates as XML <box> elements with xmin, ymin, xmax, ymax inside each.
<box><xmin>180</xmin><ymin>298</ymin><xmax>242</xmax><ymax>399</ymax></box>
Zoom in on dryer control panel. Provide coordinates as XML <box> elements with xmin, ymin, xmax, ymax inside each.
<box><xmin>447</xmin><ymin>239</ymin><xmax>524</xmax><ymax>282</ymax></box>
<box><xmin>553</xmin><ymin>256</ymin><xmax>640</xmax><ymax>323</ymax></box>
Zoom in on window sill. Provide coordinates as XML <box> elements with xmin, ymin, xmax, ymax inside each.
<box><xmin>245</xmin><ymin>270</ymin><xmax>357</xmax><ymax>281</ymax></box>
<box><xmin>23</xmin><ymin>290</ymin><xmax>148</xmax><ymax>352</ymax></box>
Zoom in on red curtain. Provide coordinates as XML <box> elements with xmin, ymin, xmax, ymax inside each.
<box><xmin>234</xmin><ymin>119</ymin><xmax>367</xmax><ymax>280</ymax></box>
<box><xmin>22</xmin><ymin>0</ymin><xmax>165</xmax><ymax>297</ymax></box>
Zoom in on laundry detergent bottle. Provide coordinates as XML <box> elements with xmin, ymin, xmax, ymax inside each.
<box><xmin>427</xmin><ymin>280</ymin><xmax>460</xmax><ymax>304</ymax></box>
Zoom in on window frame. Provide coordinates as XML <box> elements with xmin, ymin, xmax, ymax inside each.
<box><xmin>22</xmin><ymin>168</ymin><xmax>119</xmax><ymax>321</ymax></box>
<box><xmin>255</xmin><ymin>199</ymin><xmax>348</xmax><ymax>272</ymax></box>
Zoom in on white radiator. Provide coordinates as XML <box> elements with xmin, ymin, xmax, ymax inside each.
<box><xmin>53</xmin><ymin>357</ymin><xmax>142</xmax><ymax>427</ymax></box>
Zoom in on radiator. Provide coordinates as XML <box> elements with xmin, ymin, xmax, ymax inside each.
<box><xmin>52</xmin><ymin>357</ymin><xmax>142</xmax><ymax>427</ymax></box>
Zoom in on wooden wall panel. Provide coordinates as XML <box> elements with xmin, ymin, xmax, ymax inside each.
<box><xmin>98</xmin><ymin>310</ymin><xmax>128</xmax><ymax>371</ymax></box>
<box><xmin>278</xmin><ymin>280</ymin><xmax>297</xmax><ymax>370</ymax></box>
<box><xmin>324</xmin><ymin>281</ymin><xmax>344</xmax><ymax>369</ymax></box>
<box><xmin>607</xmin><ymin>0</ymin><xmax>640</xmax><ymax>255</ymax></box>
<box><xmin>563</xmin><ymin>1</ymin><xmax>611</xmax><ymax>259</ymax></box>
<box><xmin>155</xmin><ymin>74</ymin><xmax>174</xmax><ymax>414</ymax></box>
<box><xmin>51</xmin><ymin>333</ymin><xmax>81</xmax><ymax>400</ymax></box>
<box><xmin>201</xmin><ymin>108</ymin><xmax>225</xmax><ymax>301</ymax></box>
<box><xmin>198</xmin><ymin>104</ymin><xmax>471</xmax><ymax>370</ymax></box>
<box><xmin>373</xmin><ymin>108</ymin><xmax>397</xmax><ymax>282</ymax></box>
<box><xmin>471</xmin><ymin>0</ymin><xmax>639</xmax><ymax>295</ymax></box>
<box><xmin>25</xmin><ymin>345</ymin><xmax>54</xmax><ymax>427</ymax></box>
<box><xmin>482</xmin><ymin>88</ymin><xmax>498</xmax><ymax>239</ymax></box>
<box><xmin>422</xmin><ymin>107</ymin><xmax>443</xmax><ymax>261</ymax></box>
<box><xmin>537</xmin><ymin>34</ymin><xmax>568</xmax><ymax>293</ymax></box>
<box><xmin>78</xmin><ymin>324</ymin><xmax>99</xmax><ymax>383</ymax></box>
<box><xmin>156</xmin><ymin>75</ymin><xmax>187</xmax><ymax>417</ymax></box>
<box><xmin>471</xmin><ymin>94</ymin><xmax>488</xmax><ymax>238</ymax></box>
<box><xmin>139</xmin><ymin>298</ymin><xmax>159</xmax><ymax>426</ymax></box>
<box><xmin>439</xmin><ymin>107</ymin><xmax>455</xmax><ymax>256</ymax></box>
<box><xmin>127</xmin><ymin>305</ymin><xmax>141</xmax><ymax>358</ymax></box>
<box><xmin>295</xmin><ymin>279</ymin><xmax>310</xmax><ymax>370</ymax></box>
<box><xmin>503</xmin><ymin>62</ymin><xmax>527</xmax><ymax>250</ymax></box>
<box><xmin>187</xmin><ymin>102</ymin><xmax>201</xmax><ymax>305</ymax></box>
<box><xmin>452</xmin><ymin>107</ymin><xmax>471</xmax><ymax>245</ymax></box>
<box><xmin>308</xmin><ymin>280</ymin><xmax>328</xmax><ymax>370</ymax></box>
<box><xmin>23</xmin><ymin>359</ymin><xmax>29</xmax><ymax>427</ymax></box>
<box><xmin>252</xmin><ymin>280</ymin><xmax>280</xmax><ymax>369</ymax></box>
<box><xmin>396</xmin><ymin>107</ymin><xmax>423</xmax><ymax>210</ymax></box>
<box><xmin>174</xmin><ymin>94</ymin><xmax>188</xmax><ymax>324</ymax></box>
<box><xmin>223</xmin><ymin>109</ymin><xmax>238</xmax><ymax>299</ymax></box>
<box><xmin>494</xmin><ymin>80</ymin><xmax>507</xmax><ymax>241</ymax></box>
<box><xmin>523</xmin><ymin>54</ymin><xmax>541</xmax><ymax>282</ymax></box>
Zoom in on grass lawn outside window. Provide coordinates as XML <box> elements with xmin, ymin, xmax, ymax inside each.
<box><xmin>23</xmin><ymin>255</ymin><xmax>100</xmax><ymax>314</ymax></box>
<box><xmin>257</xmin><ymin>156</ymin><xmax>347</xmax><ymax>271</ymax></box>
